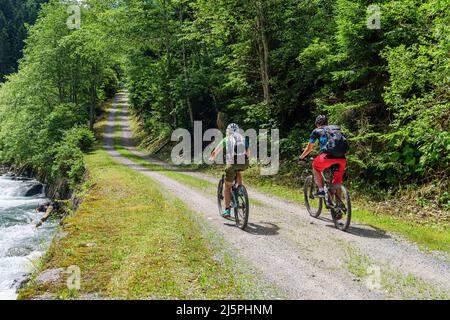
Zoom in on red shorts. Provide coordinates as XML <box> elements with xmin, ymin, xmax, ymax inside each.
<box><xmin>312</xmin><ymin>153</ymin><xmax>347</xmax><ymax>184</ymax></box>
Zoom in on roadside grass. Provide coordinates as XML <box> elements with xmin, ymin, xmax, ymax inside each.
<box><xmin>337</xmin><ymin>240</ymin><xmax>449</xmax><ymax>299</ymax></box>
<box><xmin>18</xmin><ymin>109</ymin><xmax>266</xmax><ymax>300</ymax></box>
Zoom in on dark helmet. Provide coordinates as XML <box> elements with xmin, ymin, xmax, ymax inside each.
<box><xmin>315</xmin><ymin>115</ymin><xmax>328</xmax><ymax>126</ymax></box>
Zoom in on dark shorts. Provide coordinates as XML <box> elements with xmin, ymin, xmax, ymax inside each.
<box><xmin>225</xmin><ymin>160</ymin><xmax>249</xmax><ymax>182</ymax></box>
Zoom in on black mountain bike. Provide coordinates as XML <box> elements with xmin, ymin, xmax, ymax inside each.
<box><xmin>217</xmin><ymin>174</ymin><xmax>249</xmax><ymax>230</ymax></box>
<box><xmin>303</xmin><ymin>157</ymin><xmax>351</xmax><ymax>231</ymax></box>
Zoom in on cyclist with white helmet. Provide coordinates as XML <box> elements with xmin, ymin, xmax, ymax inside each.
<box><xmin>210</xmin><ymin>123</ymin><xmax>250</xmax><ymax>217</ymax></box>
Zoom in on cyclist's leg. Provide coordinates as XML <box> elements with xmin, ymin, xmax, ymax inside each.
<box><xmin>312</xmin><ymin>154</ymin><xmax>327</xmax><ymax>189</ymax></box>
<box><xmin>313</xmin><ymin>168</ymin><xmax>324</xmax><ymax>188</ymax></box>
<box><xmin>236</xmin><ymin>171</ymin><xmax>242</xmax><ymax>186</ymax></box>
<box><xmin>331</xmin><ymin>159</ymin><xmax>347</xmax><ymax>203</ymax></box>
<box><xmin>235</xmin><ymin>158</ymin><xmax>249</xmax><ymax>186</ymax></box>
<box><xmin>224</xmin><ymin>165</ymin><xmax>236</xmax><ymax>210</ymax></box>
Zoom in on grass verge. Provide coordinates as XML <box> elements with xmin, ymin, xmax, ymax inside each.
<box><xmin>338</xmin><ymin>240</ymin><xmax>449</xmax><ymax>299</ymax></box>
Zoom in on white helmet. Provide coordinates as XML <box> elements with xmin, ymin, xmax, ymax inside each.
<box><xmin>226</xmin><ymin>123</ymin><xmax>239</xmax><ymax>135</ymax></box>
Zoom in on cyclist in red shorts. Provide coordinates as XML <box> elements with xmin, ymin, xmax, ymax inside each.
<box><xmin>299</xmin><ymin>115</ymin><xmax>348</xmax><ymax>201</ymax></box>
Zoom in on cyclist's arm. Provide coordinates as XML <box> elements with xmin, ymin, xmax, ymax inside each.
<box><xmin>245</xmin><ymin>136</ymin><xmax>251</xmax><ymax>157</ymax></box>
<box><xmin>299</xmin><ymin>141</ymin><xmax>315</xmax><ymax>160</ymax></box>
<box><xmin>300</xmin><ymin>130</ymin><xmax>319</xmax><ymax>160</ymax></box>
<box><xmin>210</xmin><ymin>138</ymin><xmax>226</xmax><ymax>161</ymax></box>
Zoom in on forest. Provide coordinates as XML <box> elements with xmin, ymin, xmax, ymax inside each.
<box><xmin>0</xmin><ymin>0</ymin><xmax>48</xmax><ymax>81</ymax></box>
<box><xmin>0</xmin><ymin>0</ymin><xmax>448</xmax><ymax>209</ymax></box>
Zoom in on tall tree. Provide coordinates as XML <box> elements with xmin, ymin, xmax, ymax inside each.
<box><xmin>0</xmin><ymin>0</ymin><xmax>48</xmax><ymax>81</ymax></box>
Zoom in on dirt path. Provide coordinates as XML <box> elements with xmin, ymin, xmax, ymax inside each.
<box><xmin>105</xmin><ymin>92</ymin><xmax>450</xmax><ymax>299</ymax></box>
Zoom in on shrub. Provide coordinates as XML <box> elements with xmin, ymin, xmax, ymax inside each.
<box><xmin>51</xmin><ymin>126</ymin><xmax>96</xmax><ymax>188</ymax></box>
<box><xmin>52</xmin><ymin>142</ymin><xmax>85</xmax><ymax>188</ymax></box>
<box><xmin>63</xmin><ymin>126</ymin><xmax>96</xmax><ymax>153</ymax></box>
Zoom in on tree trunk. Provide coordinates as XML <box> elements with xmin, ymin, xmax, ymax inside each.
<box><xmin>179</xmin><ymin>4</ymin><xmax>194</xmax><ymax>128</ymax></box>
<box><xmin>255</xmin><ymin>0</ymin><xmax>270</xmax><ymax>104</ymax></box>
<box><xmin>162</xmin><ymin>0</ymin><xmax>177</xmax><ymax>128</ymax></box>
<box><xmin>89</xmin><ymin>84</ymin><xmax>97</xmax><ymax>131</ymax></box>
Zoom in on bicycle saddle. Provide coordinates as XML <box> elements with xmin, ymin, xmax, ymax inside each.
<box><xmin>330</xmin><ymin>164</ymin><xmax>340</xmax><ymax>172</ymax></box>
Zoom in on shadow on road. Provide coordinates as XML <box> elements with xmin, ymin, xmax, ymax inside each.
<box><xmin>223</xmin><ymin>221</ymin><xmax>280</xmax><ymax>236</ymax></box>
<box><xmin>245</xmin><ymin>222</ymin><xmax>280</xmax><ymax>236</ymax></box>
<box><xmin>345</xmin><ymin>224</ymin><xmax>391</xmax><ymax>239</ymax></box>
<box><xmin>323</xmin><ymin>223</ymin><xmax>391</xmax><ymax>239</ymax></box>
<box><xmin>311</xmin><ymin>215</ymin><xmax>391</xmax><ymax>240</ymax></box>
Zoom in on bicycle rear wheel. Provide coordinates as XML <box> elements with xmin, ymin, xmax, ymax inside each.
<box><xmin>217</xmin><ymin>177</ymin><xmax>225</xmax><ymax>216</ymax></box>
<box><xmin>234</xmin><ymin>185</ymin><xmax>249</xmax><ymax>230</ymax></box>
<box><xmin>304</xmin><ymin>175</ymin><xmax>322</xmax><ymax>217</ymax></box>
<box><xmin>332</xmin><ymin>185</ymin><xmax>351</xmax><ymax>231</ymax></box>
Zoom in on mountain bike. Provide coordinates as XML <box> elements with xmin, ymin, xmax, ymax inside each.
<box><xmin>302</xmin><ymin>157</ymin><xmax>351</xmax><ymax>231</ymax></box>
<box><xmin>217</xmin><ymin>173</ymin><xmax>249</xmax><ymax>230</ymax></box>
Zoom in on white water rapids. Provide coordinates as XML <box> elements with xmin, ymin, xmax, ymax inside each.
<box><xmin>0</xmin><ymin>175</ymin><xmax>57</xmax><ymax>300</ymax></box>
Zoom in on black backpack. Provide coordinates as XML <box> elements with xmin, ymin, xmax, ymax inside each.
<box><xmin>323</xmin><ymin>125</ymin><xmax>349</xmax><ymax>157</ymax></box>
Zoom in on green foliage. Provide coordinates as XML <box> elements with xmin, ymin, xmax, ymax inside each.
<box><xmin>0</xmin><ymin>0</ymin><xmax>48</xmax><ymax>81</ymax></box>
<box><xmin>52</xmin><ymin>140</ymin><xmax>85</xmax><ymax>188</ymax></box>
<box><xmin>99</xmin><ymin>0</ymin><xmax>448</xmax><ymax>206</ymax></box>
<box><xmin>62</xmin><ymin>126</ymin><xmax>96</xmax><ymax>153</ymax></box>
<box><xmin>0</xmin><ymin>0</ymin><xmax>119</xmax><ymax>195</ymax></box>
<box><xmin>0</xmin><ymin>0</ymin><xmax>448</xmax><ymax>206</ymax></box>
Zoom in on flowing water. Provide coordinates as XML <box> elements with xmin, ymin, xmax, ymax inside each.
<box><xmin>0</xmin><ymin>175</ymin><xmax>58</xmax><ymax>300</ymax></box>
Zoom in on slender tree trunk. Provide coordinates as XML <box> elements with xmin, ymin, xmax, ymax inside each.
<box><xmin>179</xmin><ymin>4</ymin><xmax>194</xmax><ymax>128</ymax></box>
<box><xmin>73</xmin><ymin>56</ymin><xmax>79</xmax><ymax>105</ymax></box>
<box><xmin>89</xmin><ymin>84</ymin><xmax>96</xmax><ymax>131</ymax></box>
<box><xmin>255</xmin><ymin>0</ymin><xmax>270</xmax><ymax>104</ymax></box>
<box><xmin>89</xmin><ymin>64</ymin><xmax>98</xmax><ymax>131</ymax></box>
<box><xmin>161</xmin><ymin>0</ymin><xmax>177</xmax><ymax>128</ymax></box>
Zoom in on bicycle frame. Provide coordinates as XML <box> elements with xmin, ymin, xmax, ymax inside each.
<box><xmin>304</xmin><ymin>157</ymin><xmax>339</xmax><ymax>208</ymax></box>
<box><xmin>221</xmin><ymin>174</ymin><xmax>241</xmax><ymax>209</ymax></box>
<box><xmin>231</xmin><ymin>188</ymin><xmax>239</xmax><ymax>209</ymax></box>
<box><xmin>218</xmin><ymin>172</ymin><xmax>250</xmax><ymax>230</ymax></box>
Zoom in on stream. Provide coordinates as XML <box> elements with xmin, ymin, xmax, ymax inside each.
<box><xmin>0</xmin><ymin>174</ymin><xmax>57</xmax><ymax>300</ymax></box>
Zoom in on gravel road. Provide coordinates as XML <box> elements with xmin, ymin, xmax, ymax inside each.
<box><xmin>105</xmin><ymin>92</ymin><xmax>450</xmax><ymax>300</ymax></box>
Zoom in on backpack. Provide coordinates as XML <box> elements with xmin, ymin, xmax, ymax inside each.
<box><xmin>226</xmin><ymin>133</ymin><xmax>247</xmax><ymax>164</ymax></box>
<box><xmin>323</xmin><ymin>125</ymin><xmax>349</xmax><ymax>157</ymax></box>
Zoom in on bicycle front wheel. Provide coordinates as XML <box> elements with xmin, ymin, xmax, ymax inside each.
<box><xmin>332</xmin><ymin>185</ymin><xmax>351</xmax><ymax>231</ymax></box>
<box><xmin>304</xmin><ymin>175</ymin><xmax>322</xmax><ymax>217</ymax></box>
<box><xmin>234</xmin><ymin>185</ymin><xmax>249</xmax><ymax>230</ymax></box>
